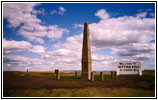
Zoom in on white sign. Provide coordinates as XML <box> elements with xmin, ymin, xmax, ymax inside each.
<box><xmin>116</xmin><ymin>61</ymin><xmax>142</xmax><ymax>76</ymax></box>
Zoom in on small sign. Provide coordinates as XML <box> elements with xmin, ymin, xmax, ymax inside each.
<box><xmin>116</xmin><ymin>61</ymin><xmax>142</xmax><ymax>76</ymax></box>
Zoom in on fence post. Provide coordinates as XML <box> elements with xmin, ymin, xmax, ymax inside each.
<box><xmin>75</xmin><ymin>71</ymin><xmax>78</xmax><ymax>78</ymax></box>
<box><xmin>56</xmin><ymin>72</ymin><xmax>60</xmax><ymax>80</ymax></box>
<box><xmin>91</xmin><ymin>72</ymin><xmax>94</xmax><ymax>81</ymax></box>
<box><xmin>111</xmin><ymin>71</ymin><xmax>114</xmax><ymax>78</ymax></box>
<box><xmin>100</xmin><ymin>72</ymin><xmax>104</xmax><ymax>81</ymax></box>
<box><xmin>114</xmin><ymin>71</ymin><xmax>117</xmax><ymax>78</ymax></box>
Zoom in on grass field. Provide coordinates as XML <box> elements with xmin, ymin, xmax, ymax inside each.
<box><xmin>3</xmin><ymin>70</ymin><xmax>155</xmax><ymax>97</ymax></box>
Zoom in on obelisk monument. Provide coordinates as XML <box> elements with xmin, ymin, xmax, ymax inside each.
<box><xmin>81</xmin><ymin>22</ymin><xmax>92</xmax><ymax>80</ymax></box>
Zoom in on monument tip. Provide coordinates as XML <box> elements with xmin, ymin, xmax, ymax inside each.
<box><xmin>84</xmin><ymin>21</ymin><xmax>88</xmax><ymax>25</ymax></box>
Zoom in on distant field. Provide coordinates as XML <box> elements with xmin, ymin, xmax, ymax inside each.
<box><xmin>3</xmin><ymin>70</ymin><xmax>155</xmax><ymax>97</ymax></box>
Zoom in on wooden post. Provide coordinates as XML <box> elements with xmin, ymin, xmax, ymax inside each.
<box><xmin>100</xmin><ymin>72</ymin><xmax>104</xmax><ymax>81</ymax></box>
<box><xmin>75</xmin><ymin>71</ymin><xmax>78</xmax><ymax>78</ymax></box>
<box><xmin>55</xmin><ymin>69</ymin><xmax>60</xmax><ymax>80</ymax></box>
<box><xmin>114</xmin><ymin>71</ymin><xmax>117</xmax><ymax>78</ymax></box>
<box><xmin>57</xmin><ymin>72</ymin><xmax>60</xmax><ymax>80</ymax></box>
<box><xmin>55</xmin><ymin>69</ymin><xmax>59</xmax><ymax>77</ymax></box>
<box><xmin>111</xmin><ymin>71</ymin><xmax>113</xmax><ymax>78</ymax></box>
<box><xmin>91</xmin><ymin>72</ymin><xmax>94</xmax><ymax>81</ymax></box>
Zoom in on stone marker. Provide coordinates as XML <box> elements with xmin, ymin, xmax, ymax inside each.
<box><xmin>75</xmin><ymin>71</ymin><xmax>78</xmax><ymax>78</ymax></box>
<box><xmin>81</xmin><ymin>22</ymin><xmax>92</xmax><ymax>80</ymax></box>
<box><xmin>100</xmin><ymin>72</ymin><xmax>104</xmax><ymax>81</ymax></box>
<box><xmin>27</xmin><ymin>69</ymin><xmax>28</xmax><ymax>72</ymax></box>
<box><xmin>91</xmin><ymin>72</ymin><xmax>94</xmax><ymax>81</ymax></box>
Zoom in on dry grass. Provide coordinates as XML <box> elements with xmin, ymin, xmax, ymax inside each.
<box><xmin>4</xmin><ymin>88</ymin><xmax>155</xmax><ymax>97</ymax></box>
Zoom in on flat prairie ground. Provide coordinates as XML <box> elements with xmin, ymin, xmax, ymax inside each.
<box><xmin>3</xmin><ymin>70</ymin><xmax>155</xmax><ymax>97</ymax></box>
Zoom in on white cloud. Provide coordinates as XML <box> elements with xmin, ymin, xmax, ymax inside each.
<box><xmin>3</xmin><ymin>3</ymin><xmax>69</xmax><ymax>44</ymax></box>
<box><xmin>42</xmin><ymin>33</ymin><xmax>117</xmax><ymax>71</ymax></box>
<box><xmin>50</xmin><ymin>10</ymin><xmax>57</xmax><ymax>14</ymax></box>
<box><xmin>53</xmin><ymin>42</ymin><xmax>62</xmax><ymax>49</ymax></box>
<box><xmin>58</xmin><ymin>9</ymin><xmax>155</xmax><ymax>70</ymax></box>
<box><xmin>3</xmin><ymin>39</ymin><xmax>46</xmax><ymax>55</ymax></box>
<box><xmin>111</xmin><ymin>43</ymin><xmax>155</xmax><ymax>60</ymax></box>
<box><xmin>47</xmin><ymin>25</ymin><xmax>69</xmax><ymax>40</ymax></box>
<box><xmin>90</xmin><ymin>9</ymin><xmax>155</xmax><ymax>69</ymax></box>
<box><xmin>58</xmin><ymin>7</ymin><xmax>66</xmax><ymax>15</ymax></box>
<box><xmin>3</xmin><ymin>3</ymin><xmax>41</xmax><ymax>28</ymax></box>
<box><xmin>150</xmin><ymin>12</ymin><xmax>155</xmax><ymax>17</ymax></box>
<box><xmin>3</xmin><ymin>54</ymin><xmax>54</xmax><ymax>71</ymax></box>
<box><xmin>3</xmin><ymin>7</ymin><xmax>155</xmax><ymax>71</ymax></box>
<box><xmin>73</xmin><ymin>24</ymin><xmax>83</xmax><ymax>29</ymax></box>
<box><xmin>32</xmin><ymin>8</ymin><xmax>46</xmax><ymax>15</ymax></box>
<box><xmin>3</xmin><ymin>38</ymin><xmax>32</xmax><ymax>54</ymax></box>
<box><xmin>90</xmin><ymin>12</ymin><xmax>155</xmax><ymax>49</ymax></box>
<box><xmin>50</xmin><ymin>7</ymin><xmax>66</xmax><ymax>15</ymax></box>
<box><xmin>95</xmin><ymin>9</ymin><xmax>109</xmax><ymax>20</ymax></box>
<box><xmin>29</xmin><ymin>45</ymin><xmax>46</xmax><ymax>54</ymax></box>
<box><xmin>136</xmin><ymin>12</ymin><xmax>147</xmax><ymax>18</ymax></box>
<box><xmin>18</xmin><ymin>24</ymin><xmax>69</xmax><ymax>43</ymax></box>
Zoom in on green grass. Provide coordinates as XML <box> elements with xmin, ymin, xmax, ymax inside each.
<box><xmin>3</xmin><ymin>87</ymin><xmax>155</xmax><ymax>97</ymax></box>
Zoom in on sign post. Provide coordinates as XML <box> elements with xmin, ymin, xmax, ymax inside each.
<box><xmin>116</xmin><ymin>61</ymin><xmax>142</xmax><ymax>76</ymax></box>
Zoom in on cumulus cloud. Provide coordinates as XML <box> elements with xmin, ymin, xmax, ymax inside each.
<box><xmin>3</xmin><ymin>7</ymin><xmax>155</xmax><ymax>71</ymax></box>
<box><xmin>47</xmin><ymin>25</ymin><xmax>69</xmax><ymax>40</ymax></box>
<box><xmin>29</xmin><ymin>45</ymin><xmax>46</xmax><ymax>54</ymax></box>
<box><xmin>3</xmin><ymin>39</ymin><xmax>46</xmax><ymax>55</ymax></box>
<box><xmin>64</xmin><ymin>9</ymin><xmax>155</xmax><ymax>70</ymax></box>
<box><xmin>3</xmin><ymin>54</ymin><xmax>54</xmax><ymax>71</ymax></box>
<box><xmin>50</xmin><ymin>7</ymin><xmax>66</xmax><ymax>15</ymax></box>
<box><xmin>3</xmin><ymin>38</ymin><xmax>32</xmax><ymax>54</ymax></box>
<box><xmin>3</xmin><ymin>3</ymin><xmax>69</xmax><ymax>44</ymax></box>
<box><xmin>90</xmin><ymin>11</ymin><xmax>155</xmax><ymax>49</ymax></box>
<box><xmin>73</xmin><ymin>24</ymin><xmax>83</xmax><ymax>29</ymax></box>
<box><xmin>91</xmin><ymin>9</ymin><xmax>155</xmax><ymax>69</ymax></box>
<box><xmin>111</xmin><ymin>43</ymin><xmax>155</xmax><ymax>60</ymax></box>
<box><xmin>136</xmin><ymin>12</ymin><xmax>147</xmax><ymax>18</ymax></box>
<box><xmin>58</xmin><ymin>7</ymin><xmax>66</xmax><ymax>15</ymax></box>
<box><xmin>50</xmin><ymin>10</ymin><xmax>57</xmax><ymax>14</ymax></box>
<box><xmin>95</xmin><ymin>9</ymin><xmax>110</xmax><ymax>20</ymax></box>
<box><xmin>150</xmin><ymin>12</ymin><xmax>155</xmax><ymax>17</ymax></box>
<box><xmin>3</xmin><ymin>3</ymin><xmax>40</xmax><ymax>28</ymax></box>
<box><xmin>42</xmin><ymin>33</ymin><xmax>117</xmax><ymax>71</ymax></box>
<box><xmin>32</xmin><ymin>8</ymin><xmax>46</xmax><ymax>15</ymax></box>
<box><xmin>19</xmin><ymin>24</ymin><xmax>69</xmax><ymax>43</ymax></box>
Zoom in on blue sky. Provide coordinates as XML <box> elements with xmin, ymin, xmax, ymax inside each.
<box><xmin>3</xmin><ymin>3</ymin><xmax>155</xmax><ymax>71</ymax></box>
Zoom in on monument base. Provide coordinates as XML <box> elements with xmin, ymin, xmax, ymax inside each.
<box><xmin>82</xmin><ymin>72</ymin><xmax>91</xmax><ymax>80</ymax></box>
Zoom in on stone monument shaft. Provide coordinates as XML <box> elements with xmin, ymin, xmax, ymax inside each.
<box><xmin>81</xmin><ymin>22</ymin><xmax>92</xmax><ymax>80</ymax></box>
